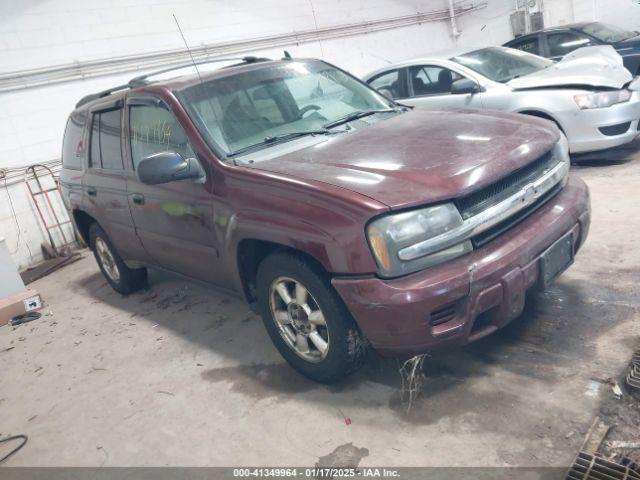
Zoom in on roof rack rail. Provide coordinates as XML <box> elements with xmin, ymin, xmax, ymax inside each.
<box><xmin>222</xmin><ymin>57</ymin><xmax>271</xmax><ymax>69</ymax></box>
<box><xmin>75</xmin><ymin>56</ymin><xmax>271</xmax><ymax>109</ymax></box>
<box><xmin>75</xmin><ymin>84</ymin><xmax>130</xmax><ymax>108</ymax></box>
<box><xmin>128</xmin><ymin>56</ymin><xmax>270</xmax><ymax>87</ymax></box>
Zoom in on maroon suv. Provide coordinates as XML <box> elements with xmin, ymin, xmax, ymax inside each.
<box><xmin>59</xmin><ymin>57</ymin><xmax>590</xmax><ymax>382</ymax></box>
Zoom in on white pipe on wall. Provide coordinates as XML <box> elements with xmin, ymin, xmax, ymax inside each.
<box><xmin>0</xmin><ymin>1</ymin><xmax>486</xmax><ymax>93</ymax></box>
<box><xmin>448</xmin><ymin>0</ymin><xmax>462</xmax><ymax>37</ymax></box>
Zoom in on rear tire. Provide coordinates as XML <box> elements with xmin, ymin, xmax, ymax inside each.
<box><xmin>256</xmin><ymin>252</ymin><xmax>367</xmax><ymax>383</ymax></box>
<box><xmin>89</xmin><ymin>223</ymin><xmax>147</xmax><ymax>295</ymax></box>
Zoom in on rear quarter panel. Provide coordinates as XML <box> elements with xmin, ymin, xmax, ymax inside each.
<box><xmin>58</xmin><ymin>167</ymin><xmax>85</xmax><ymax>221</ymax></box>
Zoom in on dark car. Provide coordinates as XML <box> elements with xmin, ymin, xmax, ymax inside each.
<box><xmin>59</xmin><ymin>57</ymin><xmax>590</xmax><ymax>383</ymax></box>
<box><xmin>504</xmin><ymin>22</ymin><xmax>640</xmax><ymax>74</ymax></box>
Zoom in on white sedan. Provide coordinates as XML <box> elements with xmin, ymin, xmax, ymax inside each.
<box><xmin>363</xmin><ymin>46</ymin><xmax>640</xmax><ymax>153</ymax></box>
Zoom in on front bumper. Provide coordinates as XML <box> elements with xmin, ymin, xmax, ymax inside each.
<box><xmin>332</xmin><ymin>176</ymin><xmax>590</xmax><ymax>357</ymax></box>
<box><xmin>565</xmin><ymin>90</ymin><xmax>640</xmax><ymax>153</ymax></box>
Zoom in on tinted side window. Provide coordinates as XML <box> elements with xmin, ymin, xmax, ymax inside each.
<box><xmin>99</xmin><ymin>109</ymin><xmax>124</xmax><ymax>170</ymax></box>
<box><xmin>368</xmin><ymin>70</ymin><xmax>401</xmax><ymax>99</ymax></box>
<box><xmin>89</xmin><ymin>115</ymin><xmax>100</xmax><ymax>168</ymax></box>
<box><xmin>129</xmin><ymin>104</ymin><xmax>194</xmax><ymax>169</ymax></box>
<box><xmin>408</xmin><ymin>65</ymin><xmax>463</xmax><ymax>96</ymax></box>
<box><xmin>61</xmin><ymin>111</ymin><xmax>87</xmax><ymax>170</ymax></box>
<box><xmin>89</xmin><ymin>109</ymin><xmax>124</xmax><ymax>170</ymax></box>
<box><xmin>508</xmin><ymin>36</ymin><xmax>541</xmax><ymax>55</ymax></box>
<box><xmin>547</xmin><ymin>32</ymin><xmax>593</xmax><ymax>58</ymax></box>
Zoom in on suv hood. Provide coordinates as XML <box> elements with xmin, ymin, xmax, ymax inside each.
<box><xmin>508</xmin><ymin>45</ymin><xmax>632</xmax><ymax>90</ymax></box>
<box><xmin>248</xmin><ymin>108</ymin><xmax>559</xmax><ymax>209</ymax></box>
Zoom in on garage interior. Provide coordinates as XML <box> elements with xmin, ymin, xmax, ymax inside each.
<box><xmin>1</xmin><ymin>0</ymin><xmax>640</xmax><ymax>476</ymax></box>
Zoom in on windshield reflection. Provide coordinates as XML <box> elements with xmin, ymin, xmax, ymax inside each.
<box><xmin>178</xmin><ymin>60</ymin><xmax>395</xmax><ymax>158</ymax></box>
<box><xmin>452</xmin><ymin>47</ymin><xmax>553</xmax><ymax>83</ymax></box>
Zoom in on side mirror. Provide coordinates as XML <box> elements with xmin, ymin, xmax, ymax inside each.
<box><xmin>451</xmin><ymin>78</ymin><xmax>480</xmax><ymax>95</ymax></box>
<box><xmin>137</xmin><ymin>151</ymin><xmax>203</xmax><ymax>185</ymax></box>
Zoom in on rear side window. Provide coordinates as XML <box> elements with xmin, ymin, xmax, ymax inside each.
<box><xmin>368</xmin><ymin>70</ymin><xmax>401</xmax><ymax>99</ymax></box>
<box><xmin>508</xmin><ymin>36</ymin><xmax>541</xmax><ymax>55</ymax></box>
<box><xmin>129</xmin><ymin>104</ymin><xmax>194</xmax><ymax>169</ymax></box>
<box><xmin>61</xmin><ymin>111</ymin><xmax>87</xmax><ymax>170</ymax></box>
<box><xmin>89</xmin><ymin>109</ymin><xmax>124</xmax><ymax>170</ymax></box>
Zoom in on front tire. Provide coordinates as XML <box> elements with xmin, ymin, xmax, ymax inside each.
<box><xmin>256</xmin><ymin>252</ymin><xmax>367</xmax><ymax>383</ymax></box>
<box><xmin>89</xmin><ymin>223</ymin><xmax>147</xmax><ymax>295</ymax></box>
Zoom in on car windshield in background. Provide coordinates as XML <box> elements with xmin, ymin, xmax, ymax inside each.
<box><xmin>451</xmin><ymin>47</ymin><xmax>553</xmax><ymax>83</ymax></box>
<box><xmin>580</xmin><ymin>22</ymin><xmax>636</xmax><ymax>43</ymax></box>
<box><xmin>177</xmin><ymin>60</ymin><xmax>394</xmax><ymax>157</ymax></box>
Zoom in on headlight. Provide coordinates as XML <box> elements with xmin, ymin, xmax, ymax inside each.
<box><xmin>574</xmin><ymin>89</ymin><xmax>631</xmax><ymax>109</ymax></box>
<box><xmin>367</xmin><ymin>203</ymin><xmax>472</xmax><ymax>278</ymax></box>
<box><xmin>366</xmin><ymin>135</ymin><xmax>570</xmax><ymax>278</ymax></box>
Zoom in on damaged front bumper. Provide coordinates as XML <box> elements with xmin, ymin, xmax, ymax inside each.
<box><xmin>332</xmin><ymin>176</ymin><xmax>590</xmax><ymax>357</ymax></box>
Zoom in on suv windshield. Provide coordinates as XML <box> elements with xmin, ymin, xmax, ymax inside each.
<box><xmin>177</xmin><ymin>60</ymin><xmax>394</xmax><ymax>157</ymax></box>
<box><xmin>580</xmin><ymin>22</ymin><xmax>636</xmax><ymax>43</ymax></box>
<box><xmin>451</xmin><ymin>47</ymin><xmax>553</xmax><ymax>83</ymax></box>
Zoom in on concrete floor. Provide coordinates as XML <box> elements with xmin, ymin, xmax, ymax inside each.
<box><xmin>2</xmin><ymin>147</ymin><xmax>640</xmax><ymax>468</ymax></box>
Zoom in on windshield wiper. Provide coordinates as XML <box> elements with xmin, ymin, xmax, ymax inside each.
<box><xmin>323</xmin><ymin>109</ymin><xmax>399</xmax><ymax>129</ymax></box>
<box><xmin>227</xmin><ymin>129</ymin><xmax>344</xmax><ymax>157</ymax></box>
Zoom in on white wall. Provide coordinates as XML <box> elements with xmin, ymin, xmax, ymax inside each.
<box><xmin>2</xmin><ymin>0</ymin><xmax>639</xmax><ymax>270</ymax></box>
<box><xmin>0</xmin><ymin>0</ymin><xmax>458</xmax><ymax>269</ymax></box>
<box><xmin>573</xmin><ymin>0</ymin><xmax>640</xmax><ymax>29</ymax></box>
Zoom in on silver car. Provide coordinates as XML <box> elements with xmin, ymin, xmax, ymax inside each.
<box><xmin>363</xmin><ymin>46</ymin><xmax>640</xmax><ymax>153</ymax></box>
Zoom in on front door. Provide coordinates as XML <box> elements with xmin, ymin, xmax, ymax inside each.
<box><xmin>402</xmin><ymin>64</ymin><xmax>484</xmax><ymax>109</ymax></box>
<box><xmin>124</xmin><ymin>96</ymin><xmax>220</xmax><ymax>283</ymax></box>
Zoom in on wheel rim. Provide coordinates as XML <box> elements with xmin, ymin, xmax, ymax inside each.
<box><xmin>95</xmin><ymin>237</ymin><xmax>120</xmax><ymax>283</ymax></box>
<box><xmin>269</xmin><ymin>277</ymin><xmax>329</xmax><ymax>363</ymax></box>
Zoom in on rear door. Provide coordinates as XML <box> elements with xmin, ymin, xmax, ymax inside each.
<box><xmin>83</xmin><ymin>104</ymin><xmax>146</xmax><ymax>263</ymax></box>
<box><xmin>124</xmin><ymin>96</ymin><xmax>220</xmax><ymax>283</ymax></box>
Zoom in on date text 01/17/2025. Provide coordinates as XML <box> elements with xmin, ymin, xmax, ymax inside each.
<box><xmin>232</xmin><ymin>468</ymin><xmax>400</xmax><ymax>478</ymax></box>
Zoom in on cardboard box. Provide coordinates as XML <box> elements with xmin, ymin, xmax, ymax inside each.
<box><xmin>0</xmin><ymin>289</ymin><xmax>43</xmax><ymax>327</ymax></box>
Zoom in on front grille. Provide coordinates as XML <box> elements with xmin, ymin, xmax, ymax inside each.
<box><xmin>472</xmin><ymin>181</ymin><xmax>563</xmax><ymax>248</ymax></box>
<box><xmin>455</xmin><ymin>150</ymin><xmax>559</xmax><ymax>220</ymax></box>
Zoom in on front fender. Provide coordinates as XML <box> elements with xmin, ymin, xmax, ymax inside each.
<box><xmin>225</xmin><ymin>209</ymin><xmax>339</xmax><ymax>273</ymax></box>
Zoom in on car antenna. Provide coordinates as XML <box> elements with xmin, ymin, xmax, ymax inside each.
<box><xmin>173</xmin><ymin>14</ymin><xmax>204</xmax><ymax>83</ymax></box>
<box><xmin>172</xmin><ymin>14</ymin><xmax>238</xmax><ymax>166</ymax></box>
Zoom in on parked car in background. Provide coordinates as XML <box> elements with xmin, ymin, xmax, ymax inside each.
<box><xmin>60</xmin><ymin>57</ymin><xmax>590</xmax><ymax>383</ymax></box>
<box><xmin>504</xmin><ymin>22</ymin><xmax>640</xmax><ymax>75</ymax></box>
<box><xmin>363</xmin><ymin>46</ymin><xmax>640</xmax><ymax>153</ymax></box>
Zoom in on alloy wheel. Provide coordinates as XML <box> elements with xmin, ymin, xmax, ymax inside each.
<box><xmin>269</xmin><ymin>277</ymin><xmax>329</xmax><ymax>363</ymax></box>
<box><xmin>95</xmin><ymin>237</ymin><xmax>120</xmax><ymax>283</ymax></box>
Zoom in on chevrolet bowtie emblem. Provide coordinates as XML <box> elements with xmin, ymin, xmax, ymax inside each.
<box><xmin>523</xmin><ymin>185</ymin><xmax>537</xmax><ymax>203</ymax></box>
